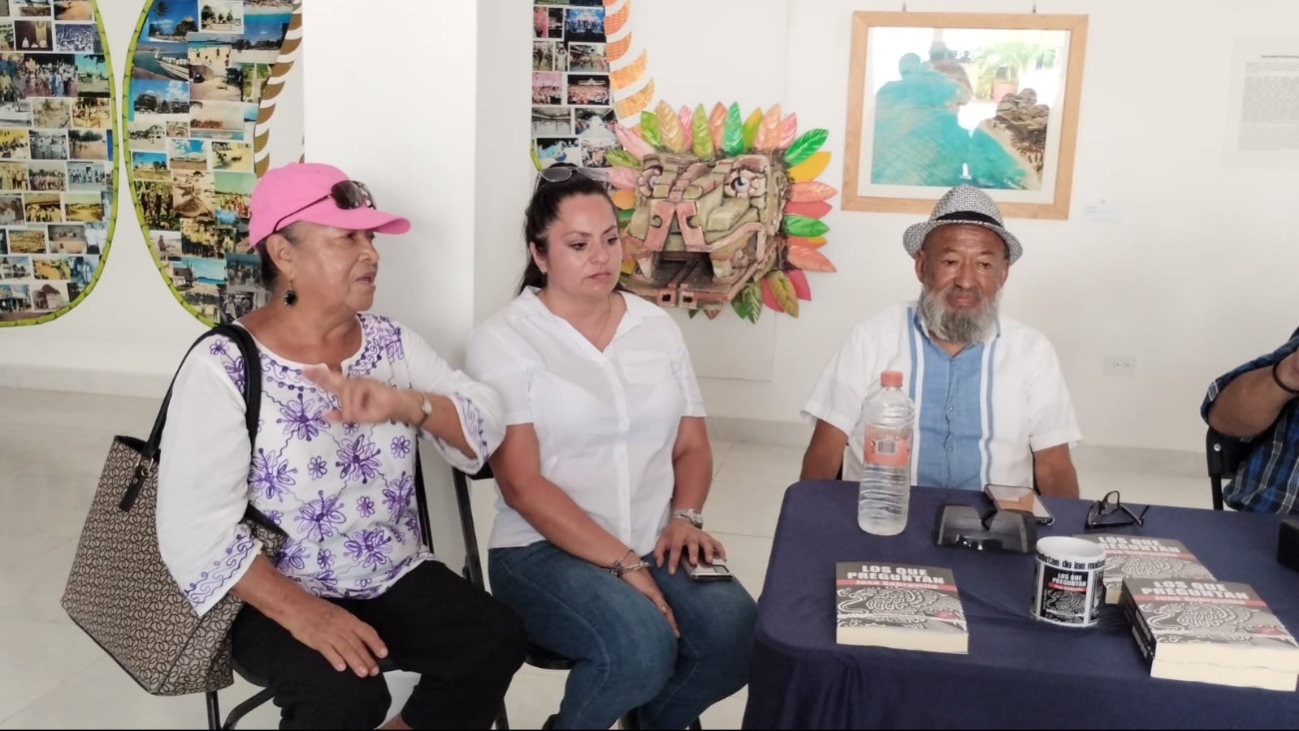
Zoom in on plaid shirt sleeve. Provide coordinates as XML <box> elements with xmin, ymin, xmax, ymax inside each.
<box><xmin>1201</xmin><ymin>334</ymin><xmax>1299</xmax><ymax>514</ymax></box>
<box><xmin>1202</xmin><ymin>336</ymin><xmax>1299</xmax><ymax>422</ymax></box>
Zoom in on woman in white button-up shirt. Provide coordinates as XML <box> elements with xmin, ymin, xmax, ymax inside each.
<box><xmin>467</xmin><ymin>170</ymin><xmax>757</xmax><ymax>730</ymax></box>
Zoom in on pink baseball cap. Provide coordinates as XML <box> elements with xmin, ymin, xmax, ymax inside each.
<box><xmin>249</xmin><ymin>162</ymin><xmax>411</xmax><ymax>246</ymax></box>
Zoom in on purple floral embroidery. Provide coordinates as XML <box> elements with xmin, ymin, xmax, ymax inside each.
<box><xmin>250</xmin><ymin>448</ymin><xmax>297</xmax><ymax>501</ymax></box>
<box><xmin>312</xmin><ymin>570</ymin><xmax>339</xmax><ymax>594</ymax></box>
<box><xmin>349</xmin><ymin>315</ymin><xmax>402</xmax><ymax>377</ymax></box>
<box><xmin>296</xmin><ymin>491</ymin><xmax>347</xmax><ymax>542</ymax></box>
<box><xmin>382</xmin><ymin>472</ymin><xmax>415</xmax><ymax>518</ymax></box>
<box><xmin>455</xmin><ymin>394</ymin><xmax>490</xmax><ymax>463</ymax></box>
<box><xmin>384</xmin><ymin>556</ymin><xmax>415</xmax><ymax>582</ymax></box>
<box><xmin>405</xmin><ymin>511</ymin><xmax>422</xmax><ymax>544</ymax></box>
<box><xmin>384</xmin><ymin>325</ymin><xmax>405</xmax><ymax>362</ymax></box>
<box><xmin>308</xmin><ymin>456</ymin><xmax>328</xmax><ymax>480</ymax></box>
<box><xmin>183</xmin><ymin>526</ymin><xmax>256</xmax><ymax>609</ymax></box>
<box><xmin>223</xmin><ymin>355</ymin><xmax>247</xmax><ymax>393</ymax></box>
<box><xmin>276</xmin><ymin>539</ymin><xmax>309</xmax><ymax>572</ymax></box>
<box><xmin>190</xmin><ymin>322</ymin><xmax>443</xmax><ymax>605</ymax></box>
<box><xmin>435</xmin><ymin>394</ymin><xmax>489</xmax><ymax>470</ymax></box>
<box><xmin>344</xmin><ymin>528</ymin><xmax>393</xmax><ymax>570</ymax></box>
<box><xmin>336</xmin><ymin>435</ymin><xmax>382</xmax><ymax>483</ymax></box>
<box><xmin>278</xmin><ymin>393</ymin><xmax>327</xmax><ymax>442</ymax></box>
<box><xmin>261</xmin><ymin>356</ymin><xmax>310</xmax><ymax>391</ymax></box>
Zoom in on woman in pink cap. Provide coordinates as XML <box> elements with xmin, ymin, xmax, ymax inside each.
<box><xmin>155</xmin><ymin>163</ymin><xmax>525</xmax><ymax>729</ymax></box>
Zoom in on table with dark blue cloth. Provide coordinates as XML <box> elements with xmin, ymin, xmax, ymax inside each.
<box><xmin>742</xmin><ymin>482</ymin><xmax>1299</xmax><ymax>730</ymax></box>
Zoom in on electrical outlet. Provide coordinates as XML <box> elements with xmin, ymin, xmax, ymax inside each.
<box><xmin>1104</xmin><ymin>356</ymin><xmax>1137</xmax><ymax>376</ymax></box>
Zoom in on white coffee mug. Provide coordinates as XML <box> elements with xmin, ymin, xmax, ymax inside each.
<box><xmin>1031</xmin><ymin>536</ymin><xmax>1107</xmax><ymax>628</ymax></box>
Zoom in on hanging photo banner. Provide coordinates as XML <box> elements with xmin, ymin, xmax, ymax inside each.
<box><xmin>124</xmin><ymin>0</ymin><xmax>303</xmax><ymax>326</ymax></box>
<box><xmin>525</xmin><ymin>0</ymin><xmax>839</xmax><ymax>323</ymax></box>
<box><xmin>0</xmin><ymin>0</ymin><xmax>118</xmax><ymax>328</ymax></box>
<box><xmin>530</xmin><ymin>0</ymin><xmax>627</xmax><ymax>171</ymax></box>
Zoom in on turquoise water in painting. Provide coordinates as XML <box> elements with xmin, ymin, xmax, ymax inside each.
<box><xmin>871</xmin><ymin>54</ymin><xmax>1029</xmax><ymax>191</ymax></box>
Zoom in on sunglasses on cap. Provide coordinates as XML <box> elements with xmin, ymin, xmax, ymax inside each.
<box><xmin>533</xmin><ymin>165</ymin><xmax>609</xmax><ymax>193</ymax></box>
<box><xmin>273</xmin><ymin>180</ymin><xmax>377</xmax><ymax>233</ymax></box>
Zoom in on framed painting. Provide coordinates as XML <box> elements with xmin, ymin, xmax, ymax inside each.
<box><xmin>843</xmin><ymin>12</ymin><xmax>1088</xmax><ymax>219</ymax></box>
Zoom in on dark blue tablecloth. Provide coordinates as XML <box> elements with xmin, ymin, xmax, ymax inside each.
<box><xmin>742</xmin><ymin>482</ymin><xmax>1299</xmax><ymax>730</ymax></box>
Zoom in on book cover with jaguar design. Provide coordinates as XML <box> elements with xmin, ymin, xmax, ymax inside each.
<box><xmin>1077</xmin><ymin>535</ymin><xmax>1215</xmax><ymax>604</ymax></box>
<box><xmin>835</xmin><ymin>562</ymin><xmax>968</xmax><ymax>654</ymax></box>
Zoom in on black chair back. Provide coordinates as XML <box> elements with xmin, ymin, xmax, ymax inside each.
<box><xmin>1207</xmin><ymin>428</ymin><xmax>1253</xmax><ymax>511</ymax></box>
<box><xmin>451</xmin><ymin>464</ymin><xmax>494</xmax><ymax>590</ymax></box>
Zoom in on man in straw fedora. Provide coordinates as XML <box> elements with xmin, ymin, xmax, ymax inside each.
<box><xmin>800</xmin><ymin>185</ymin><xmax>1081</xmax><ymax>497</ymax></box>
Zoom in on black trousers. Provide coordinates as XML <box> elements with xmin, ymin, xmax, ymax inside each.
<box><xmin>231</xmin><ymin>561</ymin><xmax>527</xmax><ymax>730</ymax></box>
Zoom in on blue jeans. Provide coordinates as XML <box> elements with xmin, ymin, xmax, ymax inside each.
<box><xmin>489</xmin><ymin>542</ymin><xmax>757</xmax><ymax>730</ymax></box>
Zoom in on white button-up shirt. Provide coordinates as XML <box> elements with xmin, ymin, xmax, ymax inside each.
<box><xmin>467</xmin><ymin>289</ymin><xmax>706</xmax><ymax>556</ymax></box>
<box><xmin>802</xmin><ymin>302</ymin><xmax>1081</xmax><ymax>489</ymax></box>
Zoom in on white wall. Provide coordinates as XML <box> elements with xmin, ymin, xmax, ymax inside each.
<box><xmin>469</xmin><ymin>0</ymin><xmax>1299</xmax><ymax>454</ymax></box>
<box><xmin>304</xmin><ymin>0</ymin><xmax>481</xmax><ymax>570</ymax></box>
<box><xmin>474</xmin><ymin>0</ymin><xmax>535</xmax><ymax>326</ymax></box>
<box><xmin>4</xmin><ymin>0</ymin><xmax>1298</xmax><ymax>459</ymax></box>
<box><xmin>757</xmin><ymin>0</ymin><xmax>1299</xmax><ymax>453</ymax></box>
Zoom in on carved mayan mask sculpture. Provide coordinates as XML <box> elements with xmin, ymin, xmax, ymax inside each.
<box><xmin>605</xmin><ymin>102</ymin><xmax>837</xmax><ymax>322</ymax></box>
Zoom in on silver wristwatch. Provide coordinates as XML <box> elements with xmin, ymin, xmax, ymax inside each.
<box><xmin>671</xmin><ymin>508</ymin><xmax>704</xmax><ymax>530</ymax></box>
<box><xmin>413</xmin><ymin>391</ymin><xmax>433</xmax><ymax>425</ymax></box>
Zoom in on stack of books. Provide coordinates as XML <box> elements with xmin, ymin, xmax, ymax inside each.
<box><xmin>1121</xmin><ymin>579</ymin><xmax>1299</xmax><ymax>691</ymax></box>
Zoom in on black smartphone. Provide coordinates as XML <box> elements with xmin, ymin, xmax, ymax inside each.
<box><xmin>983</xmin><ymin>484</ymin><xmax>1055</xmax><ymax>526</ymax></box>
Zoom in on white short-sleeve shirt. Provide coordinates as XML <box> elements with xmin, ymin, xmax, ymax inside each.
<box><xmin>466</xmin><ymin>289</ymin><xmax>706</xmax><ymax>556</ymax></box>
<box><xmin>802</xmin><ymin>302</ymin><xmax>1081</xmax><ymax>489</ymax></box>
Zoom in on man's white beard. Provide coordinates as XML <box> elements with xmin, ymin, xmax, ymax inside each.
<box><xmin>919</xmin><ymin>282</ymin><xmax>1001</xmax><ymax>344</ymax></box>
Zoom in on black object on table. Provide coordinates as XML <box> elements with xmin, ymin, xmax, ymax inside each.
<box><xmin>1281</xmin><ymin>518</ymin><xmax>1299</xmax><ymax>573</ymax></box>
<box><xmin>743</xmin><ymin>481</ymin><xmax>1299</xmax><ymax>730</ymax></box>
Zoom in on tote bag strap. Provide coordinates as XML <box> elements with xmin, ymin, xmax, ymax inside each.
<box><xmin>120</xmin><ymin>325</ymin><xmax>262</xmax><ymax>512</ymax></box>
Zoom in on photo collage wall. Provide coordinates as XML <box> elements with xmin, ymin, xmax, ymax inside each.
<box><xmin>531</xmin><ymin>0</ymin><xmax>618</xmax><ymax>170</ymax></box>
<box><xmin>0</xmin><ymin>0</ymin><xmax>114</xmax><ymax>326</ymax></box>
<box><xmin>125</xmin><ymin>0</ymin><xmax>295</xmax><ymax>325</ymax></box>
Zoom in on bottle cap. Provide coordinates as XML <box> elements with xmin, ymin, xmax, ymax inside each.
<box><xmin>880</xmin><ymin>371</ymin><xmax>903</xmax><ymax>388</ymax></box>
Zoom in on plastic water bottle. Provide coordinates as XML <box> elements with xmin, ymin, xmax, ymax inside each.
<box><xmin>858</xmin><ymin>371</ymin><xmax>915</xmax><ymax>536</ymax></box>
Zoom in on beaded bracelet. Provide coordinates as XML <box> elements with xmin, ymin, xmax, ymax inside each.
<box><xmin>604</xmin><ymin>549</ymin><xmax>648</xmax><ymax>577</ymax></box>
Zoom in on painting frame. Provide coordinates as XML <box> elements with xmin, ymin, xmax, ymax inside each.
<box><xmin>842</xmin><ymin>12</ymin><xmax>1089</xmax><ymax>220</ymax></box>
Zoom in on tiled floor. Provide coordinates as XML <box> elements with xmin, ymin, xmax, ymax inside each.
<box><xmin>0</xmin><ymin>387</ymin><xmax>1211</xmax><ymax>729</ymax></box>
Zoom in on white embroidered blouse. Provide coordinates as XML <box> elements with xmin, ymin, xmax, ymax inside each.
<box><xmin>157</xmin><ymin>314</ymin><xmax>505</xmax><ymax>617</ymax></box>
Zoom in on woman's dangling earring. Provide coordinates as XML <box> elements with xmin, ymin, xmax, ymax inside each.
<box><xmin>282</xmin><ymin>277</ymin><xmax>297</xmax><ymax>307</ymax></box>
